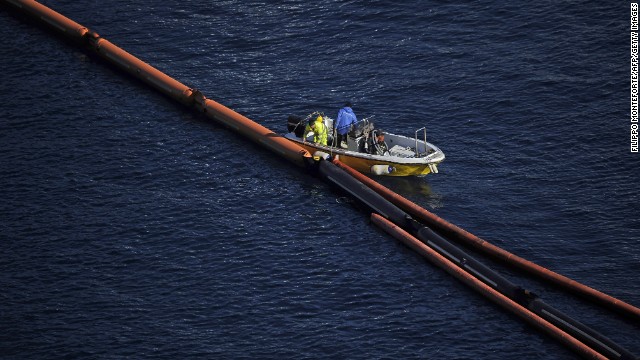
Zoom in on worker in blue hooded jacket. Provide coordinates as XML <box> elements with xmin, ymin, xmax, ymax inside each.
<box><xmin>334</xmin><ymin>102</ymin><xmax>357</xmax><ymax>148</ymax></box>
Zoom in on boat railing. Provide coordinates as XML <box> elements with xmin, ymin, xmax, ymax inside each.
<box><xmin>359</xmin><ymin>115</ymin><xmax>375</xmax><ymax>126</ymax></box>
<box><xmin>332</xmin><ymin>116</ymin><xmax>374</xmax><ymax>135</ymax></box>
<box><xmin>415</xmin><ymin>127</ymin><xmax>428</xmax><ymax>157</ymax></box>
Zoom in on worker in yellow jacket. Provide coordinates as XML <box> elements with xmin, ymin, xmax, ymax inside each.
<box><xmin>303</xmin><ymin>115</ymin><xmax>328</xmax><ymax>146</ymax></box>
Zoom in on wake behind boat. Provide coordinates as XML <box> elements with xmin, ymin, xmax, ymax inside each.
<box><xmin>284</xmin><ymin>112</ymin><xmax>445</xmax><ymax>176</ymax></box>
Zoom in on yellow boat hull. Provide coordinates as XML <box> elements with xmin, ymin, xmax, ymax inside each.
<box><xmin>296</xmin><ymin>142</ymin><xmax>436</xmax><ymax>177</ymax></box>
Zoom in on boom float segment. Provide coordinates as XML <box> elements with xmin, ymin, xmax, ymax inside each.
<box><xmin>371</xmin><ymin>214</ymin><xmax>609</xmax><ymax>360</ymax></box>
<box><xmin>2</xmin><ymin>0</ymin><xmax>311</xmax><ymax>168</ymax></box>
<box><xmin>92</xmin><ymin>38</ymin><xmax>195</xmax><ymax>106</ymax></box>
<box><xmin>200</xmin><ymin>99</ymin><xmax>311</xmax><ymax>168</ymax></box>
<box><xmin>4</xmin><ymin>0</ymin><xmax>88</xmax><ymax>40</ymax></box>
<box><xmin>333</xmin><ymin>158</ymin><xmax>640</xmax><ymax>322</ymax></box>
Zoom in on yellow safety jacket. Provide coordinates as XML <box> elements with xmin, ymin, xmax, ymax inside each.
<box><xmin>304</xmin><ymin>120</ymin><xmax>328</xmax><ymax>146</ymax></box>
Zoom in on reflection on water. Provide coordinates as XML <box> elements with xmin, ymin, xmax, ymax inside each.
<box><xmin>376</xmin><ymin>175</ymin><xmax>445</xmax><ymax>209</ymax></box>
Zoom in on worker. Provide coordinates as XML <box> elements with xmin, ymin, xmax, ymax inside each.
<box><xmin>303</xmin><ymin>115</ymin><xmax>328</xmax><ymax>146</ymax></box>
<box><xmin>334</xmin><ymin>101</ymin><xmax>357</xmax><ymax>148</ymax></box>
<box><xmin>372</xmin><ymin>130</ymin><xmax>389</xmax><ymax>155</ymax></box>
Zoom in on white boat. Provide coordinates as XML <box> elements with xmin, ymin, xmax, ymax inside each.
<box><xmin>284</xmin><ymin>112</ymin><xmax>445</xmax><ymax>176</ymax></box>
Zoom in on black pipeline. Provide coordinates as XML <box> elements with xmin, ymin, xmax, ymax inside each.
<box><xmin>409</xmin><ymin>223</ymin><xmax>636</xmax><ymax>360</ymax></box>
<box><xmin>371</xmin><ymin>214</ymin><xmax>609</xmax><ymax>360</ymax></box>
<box><xmin>314</xmin><ymin>157</ymin><xmax>637</xmax><ymax>360</ymax></box>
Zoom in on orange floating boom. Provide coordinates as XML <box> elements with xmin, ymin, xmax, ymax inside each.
<box><xmin>370</xmin><ymin>213</ymin><xmax>608</xmax><ymax>360</ymax></box>
<box><xmin>2</xmin><ymin>0</ymin><xmax>311</xmax><ymax>168</ymax></box>
<box><xmin>334</xmin><ymin>159</ymin><xmax>640</xmax><ymax>322</ymax></box>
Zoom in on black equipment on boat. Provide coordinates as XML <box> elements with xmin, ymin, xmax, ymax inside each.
<box><xmin>287</xmin><ymin>115</ymin><xmax>305</xmax><ymax>138</ymax></box>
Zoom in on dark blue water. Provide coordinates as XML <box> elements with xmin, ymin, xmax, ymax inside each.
<box><xmin>1</xmin><ymin>1</ymin><xmax>638</xmax><ymax>358</ymax></box>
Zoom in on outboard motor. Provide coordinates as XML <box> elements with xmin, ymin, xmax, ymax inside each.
<box><xmin>287</xmin><ymin>115</ymin><xmax>305</xmax><ymax>138</ymax></box>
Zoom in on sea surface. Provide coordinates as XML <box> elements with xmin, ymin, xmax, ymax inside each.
<box><xmin>1</xmin><ymin>1</ymin><xmax>638</xmax><ymax>359</ymax></box>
